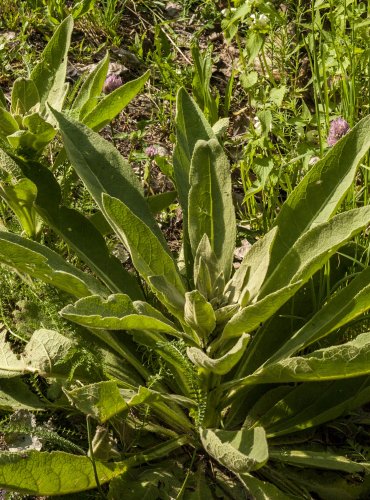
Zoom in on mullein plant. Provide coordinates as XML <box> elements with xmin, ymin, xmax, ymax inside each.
<box><xmin>0</xmin><ymin>16</ymin><xmax>149</xmax><ymax>239</ymax></box>
<box><xmin>0</xmin><ymin>88</ymin><xmax>369</xmax><ymax>497</ymax></box>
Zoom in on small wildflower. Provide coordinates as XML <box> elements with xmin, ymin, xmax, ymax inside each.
<box><xmin>145</xmin><ymin>145</ymin><xmax>159</xmax><ymax>158</ymax></box>
<box><xmin>327</xmin><ymin>117</ymin><xmax>350</xmax><ymax>146</ymax></box>
<box><xmin>103</xmin><ymin>74</ymin><xmax>123</xmax><ymax>94</ymax></box>
<box><xmin>308</xmin><ymin>156</ymin><xmax>320</xmax><ymax>166</ymax></box>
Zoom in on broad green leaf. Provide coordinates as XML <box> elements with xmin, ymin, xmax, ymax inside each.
<box><xmin>0</xmin><ymin>451</ymin><xmax>128</xmax><ymax>495</ymax></box>
<box><xmin>147</xmin><ymin>190</ymin><xmax>177</xmax><ymax>214</ymax></box>
<box><xmin>71</xmin><ymin>52</ymin><xmax>109</xmax><ymax>119</ymax></box>
<box><xmin>260</xmin><ymin>206</ymin><xmax>370</xmax><ymax>298</ymax></box>
<box><xmin>267</xmin><ymin>266</ymin><xmax>370</xmax><ymax>364</ymax></box>
<box><xmin>238</xmin><ymin>473</ymin><xmax>295</xmax><ymax>500</ymax></box>
<box><xmin>0</xmin><ymin>107</ymin><xmax>19</xmax><ymax>137</ymax></box>
<box><xmin>51</xmin><ymin>108</ymin><xmax>166</xmax><ymax>245</ymax></box>
<box><xmin>212</xmin><ymin>117</ymin><xmax>229</xmax><ymax>138</ymax></box>
<box><xmin>173</xmin><ymin>88</ymin><xmax>215</xmax><ymax>277</ymax></box>
<box><xmin>0</xmin><ymin>231</ymin><xmax>104</xmax><ymax>298</ymax></box>
<box><xmin>186</xmin><ymin>464</ymin><xmax>214</xmax><ymax>499</ymax></box>
<box><xmin>0</xmin><ymin>332</ymin><xmax>28</xmax><ymax>378</ymax></box>
<box><xmin>148</xmin><ymin>275</ymin><xmax>186</xmax><ymax>320</ymax></box>
<box><xmin>187</xmin><ymin>334</ymin><xmax>250</xmax><ymax>375</ymax></box>
<box><xmin>251</xmin><ymin>377</ymin><xmax>370</xmax><ymax>437</ymax></box>
<box><xmin>61</xmin><ymin>294</ymin><xmax>180</xmax><ymax>336</ymax></box>
<box><xmin>10</xmin><ymin>78</ymin><xmax>39</xmax><ymax>115</ymax></box>
<box><xmin>65</xmin><ymin>381</ymin><xmax>127</xmax><ymax>422</ymax></box>
<box><xmin>0</xmin><ymin>147</ymin><xmax>23</xmax><ymax>178</ymax></box>
<box><xmin>184</xmin><ymin>290</ymin><xmax>216</xmax><ymax>341</ymax></box>
<box><xmin>72</xmin><ymin>0</ymin><xmax>96</xmax><ymax>19</ymax></box>
<box><xmin>102</xmin><ymin>194</ymin><xmax>185</xmax><ymax>294</ymax></box>
<box><xmin>108</xmin><ymin>464</ymin><xmax>184</xmax><ymax>500</ymax></box>
<box><xmin>30</xmin><ymin>16</ymin><xmax>72</xmax><ymax>115</ymax></box>
<box><xmin>270</xmin><ymin>448</ymin><xmax>367</xmax><ymax>473</ymax></box>
<box><xmin>23</xmin><ymin>329</ymin><xmax>75</xmax><ymax>378</ymax></box>
<box><xmin>133</xmin><ymin>300</ymin><xmax>177</xmax><ymax>329</ymax></box>
<box><xmin>0</xmin><ymin>329</ymin><xmax>80</xmax><ymax>380</ymax></box>
<box><xmin>0</xmin><ymin>179</ymin><xmax>39</xmax><ymax>238</ymax></box>
<box><xmin>237</xmin><ymin>331</ymin><xmax>370</xmax><ymax>387</ymax></box>
<box><xmin>88</xmin><ymin>210</ymin><xmax>113</xmax><ymax>235</ymax></box>
<box><xmin>223</xmin><ymin>207</ymin><xmax>370</xmax><ymax>339</ymax></box>
<box><xmin>0</xmin><ymin>378</ymin><xmax>45</xmax><ymax>411</ymax></box>
<box><xmin>193</xmin><ymin>234</ymin><xmax>224</xmax><ymax>301</ymax></box>
<box><xmin>125</xmin><ymin>386</ymin><xmax>195</xmax><ymax>410</ymax></box>
<box><xmin>7</xmin><ymin>129</ymin><xmax>53</xmax><ymax>153</ymax></box>
<box><xmin>22</xmin><ymin>112</ymin><xmax>56</xmax><ymax>140</ymax></box>
<box><xmin>282</xmin><ymin>467</ymin><xmax>370</xmax><ymax>500</ymax></box>
<box><xmin>200</xmin><ymin>427</ymin><xmax>268</xmax><ymax>474</ymax></box>
<box><xmin>268</xmin><ymin>114</ymin><xmax>370</xmax><ymax>270</ymax></box>
<box><xmin>83</xmin><ymin>70</ymin><xmax>150</xmax><ymax>130</ymax></box>
<box><xmin>188</xmin><ymin>139</ymin><xmax>235</xmax><ymax>280</ymax></box>
<box><xmin>225</xmin><ymin>227</ymin><xmax>278</xmax><ymax>304</ymax></box>
<box><xmin>125</xmin><ymin>386</ymin><xmax>193</xmax><ymax>431</ymax></box>
<box><xmin>0</xmin><ymin>231</ymin><xmax>105</xmax><ymax>297</ymax></box>
<box><xmin>243</xmin><ymin>386</ymin><xmax>293</xmax><ymax>430</ymax></box>
<box><xmin>0</xmin><ymin>87</ymin><xmax>6</xmax><ymax>108</ymax></box>
<box><xmin>222</xmin><ymin>281</ymin><xmax>302</xmax><ymax>340</ymax></box>
<box><xmin>14</xmin><ymin>157</ymin><xmax>141</xmax><ymax>298</ymax></box>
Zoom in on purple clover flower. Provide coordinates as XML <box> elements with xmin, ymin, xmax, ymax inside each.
<box><xmin>103</xmin><ymin>74</ymin><xmax>123</xmax><ymax>94</ymax></box>
<box><xmin>327</xmin><ymin>117</ymin><xmax>350</xmax><ymax>146</ymax></box>
<box><xmin>145</xmin><ymin>145</ymin><xmax>159</xmax><ymax>158</ymax></box>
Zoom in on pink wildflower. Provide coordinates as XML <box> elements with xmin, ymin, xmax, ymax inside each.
<box><xmin>327</xmin><ymin>117</ymin><xmax>350</xmax><ymax>146</ymax></box>
<box><xmin>103</xmin><ymin>74</ymin><xmax>123</xmax><ymax>94</ymax></box>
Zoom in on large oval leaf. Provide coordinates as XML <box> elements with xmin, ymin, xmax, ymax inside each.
<box><xmin>188</xmin><ymin>138</ymin><xmax>236</xmax><ymax>281</ymax></box>
<box><xmin>61</xmin><ymin>294</ymin><xmax>180</xmax><ymax>336</ymax></box>
<box><xmin>268</xmin><ymin>114</ymin><xmax>370</xmax><ymax>270</ymax></box>
<box><xmin>0</xmin><ymin>231</ymin><xmax>104</xmax><ymax>298</ymax></box>
<box><xmin>200</xmin><ymin>427</ymin><xmax>268</xmax><ymax>474</ymax></box>
<box><xmin>0</xmin><ymin>451</ymin><xmax>127</xmax><ymax>495</ymax></box>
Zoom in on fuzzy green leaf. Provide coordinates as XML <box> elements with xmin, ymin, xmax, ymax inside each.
<box><xmin>238</xmin><ymin>473</ymin><xmax>295</xmax><ymax>500</ymax></box>
<box><xmin>0</xmin><ymin>179</ymin><xmax>39</xmax><ymax>238</ymax></box>
<box><xmin>0</xmin><ymin>107</ymin><xmax>19</xmax><ymax>137</ymax></box>
<box><xmin>83</xmin><ymin>70</ymin><xmax>150</xmax><ymax>130</ymax></box>
<box><xmin>0</xmin><ymin>231</ymin><xmax>104</xmax><ymax>298</ymax></box>
<box><xmin>188</xmin><ymin>139</ymin><xmax>235</xmax><ymax>280</ymax></box>
<box><xmin>255</xmin><ymin>377</ymin><xmax>370</xmax><ymax>437</ymax></box>
<box><xmin>225</xmin><ymin>227</ymin><xmax>278</xmax><ymax>304</ymax></box>
<box><xmin>184</xmin><ymin>290</ymin><xmax>216</xmax><ymax>341</ymax></box>
<box><xmin>224</xmin><ymin>206</ymin><xmax>370</xmax><ymax>338</ymax></box>
<box><xmin>173</xmin><ymin>88</ymin><xmax>215</xmax><ymax>277</ymax></box>
<box><xmin>61</xmin><ymin>294</ymin><xmax>180</xmax><ymax>335</ymax></box>
<box><xmin>23</xmin><ymin>329</ymin><xmax>75</xmax><ymax>377</ymax></box>
<box><xmin>0</xmin><ymin>378</ymin><xmax>45</xmax><ymax>411</ymax></box>
<box><xmin>267</xmin><ymin>266</ymin><xmax>370</xmax><ymax>364</ymax></box>
<box><xmin>71</xmin><ymin>54</ymin><xmax>109</xmax><ymax>119</ymax></box>
<box><xmin>0</xmin><ymin>332</ymin><xmax>28</xmax><ymax>378</ymax></box>
<box><xmin>65</xmin><ymin>381</ymin><xmax>127</xmax><ymax>422</ymax></box>
<box><xmin>268</xmin><ymin>114</ymin><xmax>370</xmax><ymax>270</ymax></box>
<box><xmin>51</xmin><ymin>108</ymin><xmax>166</xmax><ymax>245</ymax></box>
<box><xmin>16</xmin><ymin>157</ymin><xmax>140</xmax><ymax>298</ymax></box>
<box><xmin>200</xmin><ymin>427</ymin><xmax>268</xmax><ymax>474</ymax></box>
<box><xmin>10</xmin><ymin>78</ymin><xmax>39</xmax><ymax>115</ymax></box>
<box><xmin>187</xmin><ymin>334</ymin><xmax>250</xmax><ymax>375</ymax></box>
<box><xmin>193</xmin><ymin>234</ymin><xmax>224</xmax><ymax>301</ymax></box>
<box><xmin>222</xmin><ymin>281</ymin><xmax>302</xmax><ymax>340</ymax></box>
<box><xmin>102</xmin><ymin>194</ymin><xmax>185</xmax><ymax>295</ymax></box>
<box><xmin>30</xmin><ymin>16</ymin><xmax>72</xmax><ymax>116</ymax></box>
<box><xmin>0</xmin><ymin>451</ymin><xmax>127</xmax><ymax>495</ymax></box>
<box><xmin>270</xmin><ymin>448</ymin><xmax>368</xmax><ymax>473</ymax></box>
<box><xmin>260</xmin><ymin>206</ymin><xmax>370</xmax><ymax>298</ymax></box>
<box><xmin>240</xmin><ymin>331</ymin><xmax>370</xmax><ymax>387</ymax></box>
